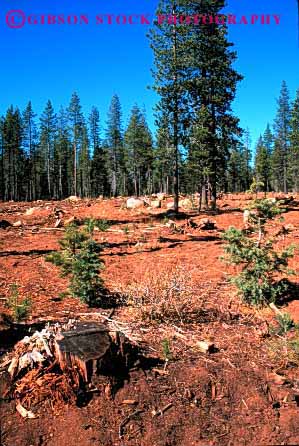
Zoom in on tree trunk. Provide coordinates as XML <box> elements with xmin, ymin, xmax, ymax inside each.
<box><xmin>172</xmin><ymin>3</ymin><xmax>179</xmax><ymax>214</ymax></box>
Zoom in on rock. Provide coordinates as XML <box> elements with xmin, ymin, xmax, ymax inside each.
<box><xmin>151</xmin><ymin>200</ymin><xmax>161</xmax><ymax>209</ymax></box>
<box><xmin>197</xmin><ymin>341</ymin><xmax>215</xmax><ymax>354</ymax></box>
<box><xmin>0</xmin><ymin>220</ymin><xmax>12</xmax><ymax>229</ymax></box>
<box><xmin>12</xmin><ymin>220</ymin><xmax>22</xmax><ymax>227</ymax></box>
<box><xmin>243</xmin><ymin>209</ymin><xmax>255</xmax><ymax>229</ymax></box>
<box><xmin>25</xmin><ymin>208</ymin><xmax>37</xmax><ymax>216</ymax></box>
<box><xmin>126</xmin><ymin>198</ymin><xmax>144</xmax><ymax>209</ymax></box>
<box><xmin>66</xmin><ymin>196</ymin><xmax>80</xmax><ymax>202</ymax></box>
<box><xmin>167</xmin><ymin>199</ymin><xmax>193</xmax><ymax>210</ymax></box>
<box><xmin>179</xmin><ymin>198</ymin><xmax>193</xmax><ymax>210</ymax></box>
<box><xmin>157</xmin><ymin>193</ymin><xmax>166</xmax><ymax>201</ymax></box>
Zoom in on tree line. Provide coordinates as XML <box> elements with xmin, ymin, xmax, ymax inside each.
<box><xmin>1</xmin><ymin>0</ymin><xmax>298</xmax><ymax>208</ymax></box>
<box><xmin>0</xmin><ymin>94</ymin><xmax>156</xmax><ymax>201</ymax></box>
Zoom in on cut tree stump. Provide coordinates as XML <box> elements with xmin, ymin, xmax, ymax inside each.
<box><xmin>54</xmin><ymin>322</ymin><xmax>111</xmax><ymax>385</ymax></box>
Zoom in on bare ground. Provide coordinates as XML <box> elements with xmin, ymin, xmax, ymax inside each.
<box><xmin>1</xmin><ymin>194</ymin><xmax>299</xmax><ymax>446</ymax></box>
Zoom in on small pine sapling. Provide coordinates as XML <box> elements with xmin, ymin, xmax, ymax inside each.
<box><xmin>222</xmin><ymin>198</ymin><xmax>296</xmax><ymax>306</ymax></box>
<box><xmin>46</xmin><ymin>221</ymin><xmax>105</xmax><ymax>306</ymax></box>
<box><xmin>5</xmin><ymin>283</ymin><xmax>32</xmax><ymax>322</ymax></box>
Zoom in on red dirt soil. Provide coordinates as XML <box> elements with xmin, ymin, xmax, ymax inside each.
<box><xmin>1</xmin><ymin>194</ymin><xmax>299</xmax><ymax>446</ymax></box>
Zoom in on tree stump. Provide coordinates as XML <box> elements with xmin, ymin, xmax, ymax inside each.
<box><xmin>54</xmin><ymin>322</ymin><xmax>111</xmax><ymax>386</ymax></box>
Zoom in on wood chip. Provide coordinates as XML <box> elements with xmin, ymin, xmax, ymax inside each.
<box><xmin>152</xmin><ymin>368</ymin><xmax>169</xmax><ymax>375</ymax></box>
<box><xmin>121</xmin><ymin>399</ymin><xmax>138</xmax><ymax>405</ymax></box>
<box><xmin>16</xmin><ymin>402</ymin><xmax>37</xmax><ymax>419</ymax></box>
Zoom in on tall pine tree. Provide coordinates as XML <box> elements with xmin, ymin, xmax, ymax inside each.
<box><xmin>273</xmin><ymin>80</ymin><xmax>291</xmax><ymax>193</ymax></box>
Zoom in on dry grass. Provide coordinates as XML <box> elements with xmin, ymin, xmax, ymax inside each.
<box><xmin>267</xmin><ymin>332</ymin><xmax>299</xmax><ymax>368</ymax></box>
<box><xmin>116</xmin><ymin>265</ymin><xmax>203</xmax><ymax>324</ymax></box>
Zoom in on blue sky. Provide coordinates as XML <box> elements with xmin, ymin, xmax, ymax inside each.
<box><xmin>0</xmin><ymin>0</ymin><xmax>298</xmax><ymax>152</ymax></box>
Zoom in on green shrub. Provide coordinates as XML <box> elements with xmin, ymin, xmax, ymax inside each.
<box><xmin>46</xmin><ymin>223</ymin><xmax>105</xmax><ymax>306</ymax></box>
<box><xmin>275</xmin><ymin>312</ymin><xmax>295</xmax><ymax>335</ymax></box>
<box><xmin>162</xmin><ymin>338</ymin><xmax>172</xmax><ymax>361</ymax></box>
<box><xmin>5</xmin><ymin>283</ymin><xmax>31</xmax><ymax>322</ymax></box>
<box><xmin>222</xmin><ymin>198</ymin><xmax>295</xmax><ymax>306</ymax></box>
<box><xmin>83</xmin><ymin>218</ymin><xmax>110</xmax><ymax>232</ymax></box>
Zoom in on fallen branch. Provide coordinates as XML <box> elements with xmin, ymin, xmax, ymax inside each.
<box><xmin>119</xmin><ymin>409</ymin><xmax>143</xmax><ymax>438</ymax></box>
<box><xmin>152</xmin><ymin>402</ymin><xmax>173</xmax><ymax>417</ymax></box>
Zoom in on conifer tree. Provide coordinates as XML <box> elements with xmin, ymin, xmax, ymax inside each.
<box><xmin>39</xmin><ymin>100</ymin><xmax>57</xmax><ymax>198</ymax></box>
<box><xmin>0</xmin><ymin>117</ymin><xmax>5</xmax><ymax>200</ymax></box>
<box><xmin>105</xmin><ymin>94</ymin><xmax>123</xmax><ymax>197</ymax></box>
<box><xmin>68</xmin><ymin>92</ymin><xmax>85</xmax><ymax>197</ymax></box>
<box><xmin>239</xmin><ymin>129</ymin><xmax>252</xmax><ymax>191</ymax></box>
<box><xmin>124</xmin><ymin>105</ymin><xmax>154</xmax><ymax>196</ymax></box>
<box><xmin>227</xmin><ymin>147</ymin><xmax>242</xmax><ymax>193</ymax></box>
<box><xmin>2</xmin><ymin>107</ymin><xmax>24</xmax><ymax>201</ymax></box>
<box><xmin>148</xmin><ymin>0</ymin><xmax>191</xmax><ymax>212</ymax></box>
<box><xmin>187</xmin><ymin>0</ymin><xmax>243</xmax><ymax>209</ymax></box>
<box><xmin>289</xmin><ymin>89</ymin><xmax>299</xmax><ymax>191</ymax></box>
<box><xmin>271</xmin><ymin>139</ymin><xmax>285</xmax><ymax>192</ymax></box>
<box><xmin>153</xmin><ymin>113</ymin><xmax>174</xmax><ymax>194</ymax></box>
<box><xmin>53</xmin><ymin>107</ymin><xmax>72</xmax><ymax>198</ymax></box>
<box><xmin>89</xmin><ymin>106</ymin><xmax>106</xmax><ymax>197</ymax></box>
<box><xmin>23</xmin><ymin>101</ymin><xmax>38</xmax><ymax>200</ymax></box>
<box><xmin>273</xmin><ymin>80</ymin><xmax>291</xmax><ymax>193</ymax></box>
<box><xmin>254</xmin><ymin>136</ymin><xmax>270</xmax><ymax>194</ymax></box>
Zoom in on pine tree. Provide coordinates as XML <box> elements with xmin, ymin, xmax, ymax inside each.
<box><xmin>153</xmin><ymin>113</ymin><xmax>174</xmax><ymax>194</ymax></box>
<box><xmin>274</xmin><ymin>80</ymin><xmax>291</xmax><ymax>193</ymax></box>
<box><xmin>254</xmin><ymin>136</ymin><xmax>270</xmax><ymax>194</ymax></box>
<box><xmin>0</xmin><ymin>116</ymin><xmax>5</xmax><ymax>200</ymax></box>
<box><xmin>77</xmin><ymin>125</ymin><xmax>91</xmax><ymax>197</ymax></box>
<box><xmin>187</xmin><ymin>0</ymin><xmax>243</xmax><ymax>209</ymax></box>
<box><xmin>271</xmin><ymin>139</ymin><xmax>284</xmax><ymax>192</ymax></box>
<box><xmin>2</xmin><ymin>107</ymin><xmax>24</xmax><ymax>201</ymax></box>
<box><xmin>22</xmin><ymin>101</ymin><xmax>38</xmax><ymax>200</ymax></box>
<box><xmin>105</xmin><ymin>94</ymin><xmax>123</xmax><ymax>197</ymax></box>
<box><xmin>227</xmin><ymin>146</ymin><xmax>242</xmax><ymax>193</ymax></box>
<box><xmin>187</xmin><ymin>105</ymin><xmax>211</xmax><ymax>208</ymax></box>
<box><xmin>289</xmin><ymin>89</ymin><xmax>299</xmax><ymax>192</ymax></box>
<box><xmin>39</xmin><ymin>100</ymin><xmax>57</xmax><ymax>198</ymax></box>
<box><xmin>68</xmin><ymin>92</ymin><xmax>85</xmax><ymax>197</ymax></box>
<box><xmin>124</xmin><ymin>105</ymin><xmax>154</xmax><ymax>196</ymax></box>
<box><xmin>239</xmin><ymin>129</ymin><xmax>252</xmax><ymax>191</ymax></box>
<box><xmin>148</xmin><ymin>0</ymin><xmax>191</xmax><ymax>212</ymax></box>
<box><xmin>89</xmin><ymin>106</ymin><xmax>106</xmax><ymax>197</ymax></box>
<box><xmin>263</xmin><ymin>124</ymin><xmax>273</xmax><ymax>191</ymax></box>
<box><xmin>89</xmin><ymin>106</ymin><xmax>101</xmax><ymax>153</ymax></box>
<box><xmin>54</xmin><ymin>107</ymin><xmax>72</xmax><ymax>198</ymax></box>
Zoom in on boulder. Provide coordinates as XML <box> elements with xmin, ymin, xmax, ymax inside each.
<box><xmin>151</xmin><ymin>200</ymin><xmax>161</xmax><ymax>209</ymax></box>
<box><xmin>157</xmin><ymin>193</ymin><xmax>166</xmax><ymax>201</ymax></box>
<box><xmin>12</xmin><ymin>220</ymin><xmax>22</xmax><ymax>227</ymax></box>
<box><xmin>179</xmin><ymin>198</ymin><xmax>193</xmax><ymax>210</ymax></box>
<box><xmin>166</xmin><ymin>202</ymin><xmax>174</xmax><ymax>209</ymax></box>
<box><xmin>66</xmin><ymin>196</ymin><xmax>80</xmax><ymax>202</ymax></box>
<box><xmin>25</xmin><ymin>208</ymin><xmax>37</xmax><ymax>216</ymax></box>
<box><xmin>126</xmin><ymin>197</ymin><xmax>144</xmax><ymax>209</ymax></box>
